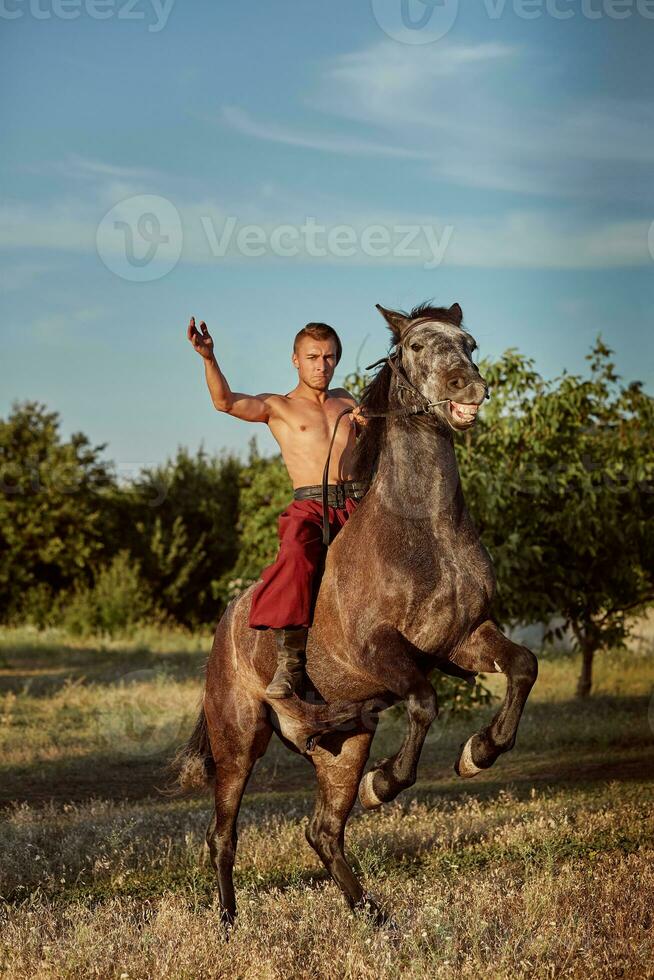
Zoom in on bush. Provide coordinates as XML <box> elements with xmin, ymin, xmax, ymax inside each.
<box><xmin>0</xmin><ymin>401</ymin><xmax>116</xmax><ymax>619</ymax></box>
<box><xmin>123</xmin><ymin>447</ymin><xmax>243</xmax><ymax>628</ymax></box>
<box><xmin>4</xmin><ymin>582</ymin><xmax>66</xmax><ymax>630</ymax></box>
<box><xmin>61</xmin><ymin>551</ymin><xmax>155</xmax><ymax>638</ymax></box>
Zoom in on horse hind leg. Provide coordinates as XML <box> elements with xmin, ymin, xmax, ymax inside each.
<box><xmin>451</xmin><ymin>620</ymin><xmax>538</xmax><ymax>778</ymax></box>
<box><xmin>305</xmin><ymin>727</ymin><xmax>388</xmax><ymax>923</ymax></box>
<box><xmin>204</xmin><ymin>696</ymin><xmax>273</xmax><ymax>928</ymax></box>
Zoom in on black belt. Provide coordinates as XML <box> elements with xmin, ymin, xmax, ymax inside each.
<box><xmin>293</xmin><ymin>480</ymin><xmax>369</xmax><ymax>509</ymax></box>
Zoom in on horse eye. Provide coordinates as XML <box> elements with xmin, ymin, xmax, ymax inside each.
<box><xmin>410</xmin><ymin>343</ymin><xmax>423</xmax><ymax>352</ymax></box>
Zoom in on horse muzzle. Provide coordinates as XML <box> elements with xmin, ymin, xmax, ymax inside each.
<box><xmin>445</xmin><ymin>379</ymin><xmax>488</xmax><ymax>429</ymax></box>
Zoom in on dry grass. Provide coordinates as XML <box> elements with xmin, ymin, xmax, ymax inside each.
<box><xmin>1</xmin><ymin>622</ymin><xmax>653</xmax><ymax>978</ymax></box>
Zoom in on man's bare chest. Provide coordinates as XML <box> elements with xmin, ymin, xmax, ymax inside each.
<box><xmin>269</xmin><ymin>398</ymin><xmax>355</xmax><ymax>445</ymax></box>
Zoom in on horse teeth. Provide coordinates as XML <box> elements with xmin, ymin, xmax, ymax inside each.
<box><xmin>451</xmin><ymin>401</ymin><xmax>478</xmax><ymax>419</ymax></box>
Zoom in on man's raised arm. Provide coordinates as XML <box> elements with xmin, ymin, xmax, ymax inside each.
<box><xmin>187</xmin><ymin>316</ymin><xmax>275</xmax><ymax>423</ymax></box>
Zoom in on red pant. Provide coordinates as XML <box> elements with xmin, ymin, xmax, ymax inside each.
<box><xmin>248</xmin><ymin>497</ymin><xmax>359</xmax><ymax>630</ymax></box>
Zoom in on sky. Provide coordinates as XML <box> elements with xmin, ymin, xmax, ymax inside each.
<box><xmin>1</xmin><ymin>0</ymin><xmax>652</xmax><ymax>474</ymax></box>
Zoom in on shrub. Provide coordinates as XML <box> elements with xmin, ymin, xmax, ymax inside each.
<box><xmin>62</xmin><ymin>551</ymin><xmax>155</xmax><ymax>638</ymax></box>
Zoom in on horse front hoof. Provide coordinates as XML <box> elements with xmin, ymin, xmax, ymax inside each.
<box><xmin>358</xmin><ymin>770</ymin><xmax>383</xmax><ymax>810</ymax></box>
<box><xmin>455</xmin><ymin>735</ymin><xmax>484</xmax><ymax>779</ymax></box>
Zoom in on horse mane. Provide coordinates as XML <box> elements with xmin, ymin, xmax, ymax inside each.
<box><xmin>349</xmin><ymin>361</ymin><xmax>393</xmax><ymax>483</ymax></box>
<box><xmin>401</xmin><ymin>301</ymin><xmax>462</xmax><ymax>329</ymax></box>
<box><xmin>350</xmin><ymin>301</ymin><xmax>459</xmax><ymax>483</ymax></box>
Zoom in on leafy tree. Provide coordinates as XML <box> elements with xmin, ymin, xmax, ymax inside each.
<box><xmin>0</xmin><ymin>401</ymin><xmax>115</xmax><ymax>623</ymax></box>
<box><xmin>458</xmin><ymin>339</ymin><xmax>654</xmax><ymax>696</ymax></box>
<box><xmin>122</xmin><ymin>445</ymin><xmax>243</xmax><ymax>627</ymax></box>
<box><xmin>213</xmin><ymin>437</ymin><xmax>292</xmax><ymax>603</ymax></box>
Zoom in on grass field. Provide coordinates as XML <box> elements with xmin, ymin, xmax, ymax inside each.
<box><xmin>1</xmin><ymin>622</ymin><xmax>653</xmax><ymax>979</ymax></box>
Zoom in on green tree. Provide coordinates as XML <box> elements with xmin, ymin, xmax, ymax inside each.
<box><xmin>122</xmin><ymin>445</ymin><xmax>243</xmax><ymax>627</ymax></box>
<box><xmin>458</xmin><ymin>339</ymin><xmax>654</xmax><ymax>697</ymax></box>
<box><xmin>213</xmin><ymin>437</ymin><xmax>292</xmax><ymax>603</ymax></box>
<box><xmin>0</xmin><ymin>401</ymin><xmax>115</xmax><ymax>623</ymax></box>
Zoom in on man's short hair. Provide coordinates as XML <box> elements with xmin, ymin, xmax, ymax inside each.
<box><xmin>293</xmin><ymin>322</ymin><xmax>342</xmax><ymax>365</ymax></box>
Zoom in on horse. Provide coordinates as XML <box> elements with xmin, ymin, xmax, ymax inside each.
<box><xmin>171</xmin><ymin>301</ymin><xmax>538</xmax><ymax>927</ymax></box>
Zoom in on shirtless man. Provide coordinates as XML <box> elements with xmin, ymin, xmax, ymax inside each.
<box><xmin>187</xmin><ymin>315</ymin><xmax>369</xmax><ymax>699</ymax></box>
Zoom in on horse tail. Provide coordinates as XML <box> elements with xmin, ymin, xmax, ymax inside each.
<box><xmin>167</xmin><ymin>700</ymin><xmax>216</xmax><ymax>794</ymax></box>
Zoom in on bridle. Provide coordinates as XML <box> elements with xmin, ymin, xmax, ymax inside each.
<box><xmin>319</xmin><ymin>317</ymin><xmax>457</xmax><ymax>546</ymax></box>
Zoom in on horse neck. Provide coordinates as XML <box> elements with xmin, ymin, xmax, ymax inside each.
<box><xmin>374</xmin><ymin>417</ymin><xmax>464</xmax><ymax>525</ymax></box>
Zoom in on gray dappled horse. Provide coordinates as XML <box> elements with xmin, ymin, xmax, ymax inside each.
<box><xmin>173</xmin><ymin>302</ymin><xmax>538</xmax><ymax>926</ymax></box>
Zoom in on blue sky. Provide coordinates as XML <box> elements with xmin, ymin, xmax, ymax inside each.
<box><xmin>1</xmin><ymin>0</ymin><xmax>652</xmax><ymax>472</ymax></box>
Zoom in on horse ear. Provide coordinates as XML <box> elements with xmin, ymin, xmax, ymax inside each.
<box><xmin>449</xmin><ymin>303</ymin><xmax>463</xmax><ymax>326</ymax></box>
<box><xmin>375</xmin><ymin>304</ymin><xmax>409</xmax><ymax>343</ymax></box>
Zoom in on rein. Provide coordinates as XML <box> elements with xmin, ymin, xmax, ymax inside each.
<box><xmin>320</xmin><ymin>339</ymin><xmax>451</xmax><ymax>546</ymax></box>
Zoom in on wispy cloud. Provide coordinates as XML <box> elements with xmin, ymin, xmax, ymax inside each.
<box><xmin>0</xmin><ymin>200</ymin><xmax>95</xmax><ymax>251</ymax></box>
<box><xmin>23</xmin><ymin>153</ymin><xmax>170</xmax><ymax>184</ymax></box>
<box><xmin>2</xmin><ymin>122</ymin><xmax>652</xmax><ymax>274</ymax></box>
<box><xmin>1</xmin><ymin>189</ymin><xmax>649</xmax><ymax>270</ymax></box>
<box><xmin>219</xmin><ymin>106</ymin><xmax>429</xmax><ymax>161</ymax></box>
<box><xmin>219</xmin><ymin>40</ymin><xmax>654</xmax><ymax>203</ymax></box>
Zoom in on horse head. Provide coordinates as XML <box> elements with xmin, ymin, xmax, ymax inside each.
<box><xmin>375</xmin><ymin>302</ymin><xmax>488</xmax><ymax>432</ymax></box>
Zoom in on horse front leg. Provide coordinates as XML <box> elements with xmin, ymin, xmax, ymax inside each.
<box><xmin>356</xmin><ymin>626</ymin><xmax>438</xmax><ymax>810</ymax></box>
<box><xmin>451</xmin><ymin>619</ymin><xmax>538</xmax><ymax>777</ymax></box>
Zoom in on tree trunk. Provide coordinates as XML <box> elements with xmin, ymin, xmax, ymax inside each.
<box><xmin>576</xmin><ymin>643</ymin><xmax>595</xmax><ymax>698</ymax></box>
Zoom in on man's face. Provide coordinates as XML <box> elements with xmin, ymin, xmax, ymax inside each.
<box><xmin>292</xmin><ymin>338</ymin><xmax>338</xmax><ymax>391</ymax></box>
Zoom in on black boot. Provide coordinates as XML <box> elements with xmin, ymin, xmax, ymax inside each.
<box><xmin>265</xmin><ymin>627</ymin><xmax>309</xmax><ymax>699</ymax></box>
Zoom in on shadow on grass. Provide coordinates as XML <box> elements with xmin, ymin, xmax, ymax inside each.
<box><xmin>0</xmin><ymin>647</ymin><xmax>208</xmax><ymax>697</ymax></box>
<box><xmin>0</xmin><ymin>752</ymin><xmax>178</xmax><ymax>808</ymax></box>
<box><xmin>0</xmin><ymin>735</ymin><xmax>318</xmax><ymax>809</ymax></box>
<box><xmin>5</xmin><ymin>746</ymin><xmax>654</xmax><ymax>814</ymax></box>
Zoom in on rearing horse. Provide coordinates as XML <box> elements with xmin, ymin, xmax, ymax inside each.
<box><xmin>172</xmin><ymin>301</ymin><xmax>538</xmax><ymax>926</ymax></box>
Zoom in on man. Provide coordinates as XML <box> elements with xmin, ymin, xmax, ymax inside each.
<box><xmin>187</xmin><ymin>315</ymin><xmax>368</xmax><ymax>699</ymax></box>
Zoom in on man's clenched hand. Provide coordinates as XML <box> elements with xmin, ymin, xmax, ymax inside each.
<box><xmin>187</xmin><ymin>316</ymin><xmax>215</xmax><ymax>360</ymax></box>
<box><xmin>351</xmin><ymin>405</ymin><xmax>369</xmax><ymax>429</ymax></box>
